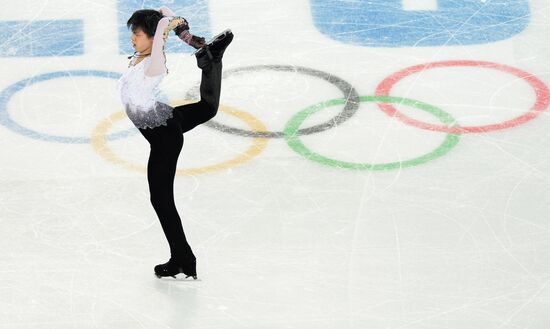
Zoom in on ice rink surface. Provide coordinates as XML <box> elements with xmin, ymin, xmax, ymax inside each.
<box><xmin>1</xmin><ymin>0</ymin><xmax>550</xmax><ymax>328</ymax></box>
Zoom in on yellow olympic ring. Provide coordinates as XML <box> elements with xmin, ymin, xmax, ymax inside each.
<box><xmin>91</xmin><ymin>100</ymin><xmax>268</xmax><ymax>175</ymax></box>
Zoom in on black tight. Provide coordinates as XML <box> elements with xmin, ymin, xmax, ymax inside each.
<box><xmin>137</xmin><ymin>60</ymin><xmax>222</xmax><ymax>262</ymax></box>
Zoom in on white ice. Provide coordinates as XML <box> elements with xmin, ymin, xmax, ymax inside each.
<box><xmin>1</xmin><ymin>0</ymin><xmax>550</xmax><ymax>328</ymax></box>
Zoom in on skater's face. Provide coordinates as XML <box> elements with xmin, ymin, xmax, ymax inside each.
<box><xmin>131</xmin><ymin>28</ymin><xmax>153</xmax><ymax>53</ymax></box>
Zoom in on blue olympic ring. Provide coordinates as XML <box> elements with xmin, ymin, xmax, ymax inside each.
<box><xmin>0</xmin><ymin>70</ymin><xmax>138</xmax><ymax>144</ymax></box>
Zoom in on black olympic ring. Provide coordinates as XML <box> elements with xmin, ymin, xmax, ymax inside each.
<box><xmin>184</xmin><ymin>65</ymin><xmax>361</xmax><ymax>138</ymax></box>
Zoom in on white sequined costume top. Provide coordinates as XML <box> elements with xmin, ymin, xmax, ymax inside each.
<box><xmin>117</xmin><ymin>56</ymin><xmax>172</xmax><ymax>129</ymax></box>
<box><xmin>116</xmin><ymin>16</ymin><xmax>187</xmax><ymax>129</ymax></box>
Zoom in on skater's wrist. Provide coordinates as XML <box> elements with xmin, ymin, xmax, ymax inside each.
<box><xmin>161</xmin><ymin>16</ymin><xmax>187</xmax><ymax>39</ymax></box>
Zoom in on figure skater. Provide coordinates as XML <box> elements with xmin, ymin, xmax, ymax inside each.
<box><xmin>117</xmin><ymin>6</ymin><xmax>233</xmax><ymax>280</ymax></box>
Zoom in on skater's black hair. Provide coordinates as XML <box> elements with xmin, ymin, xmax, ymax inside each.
<box><xmin>126</xmin><ymin>9</ymin><xmax>163</xmax><ymax>38</ymax></box>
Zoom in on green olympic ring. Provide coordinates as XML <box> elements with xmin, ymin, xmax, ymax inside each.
<box><xmin>283</xmin><ymin>96</ymin><xmax>460</xmax><ymax>170</ymax></box>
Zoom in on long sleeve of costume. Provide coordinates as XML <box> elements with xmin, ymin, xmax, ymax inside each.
<box><xmin>145</xmin><ymin>16</ymin><xmax>187</xmax><ymax>77</ymax></box>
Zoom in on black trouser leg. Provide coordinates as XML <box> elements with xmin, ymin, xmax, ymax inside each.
<box><xmin>138</xmin><ymin>120</ymin><xmax>195</xmax><ymax>261</ymax></box>
<box><xmin>135</xmin><ymin>59</ymin><xmax>223</xmax><ymax>262</ymax></box>
<box><xmin>173</xmin><ymin>60</ymin><xmax>223</xmax><ymax>133</ymax></box>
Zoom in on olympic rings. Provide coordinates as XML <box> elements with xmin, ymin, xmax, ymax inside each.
<box><xmin>284</xmin><ymin>96</ymin><xmax>460</xmax><ymax>170</ymax></box>
<box><xmin>91</xmin><ymin>101</ymin><xmax>268</xmax><ymax>175</ymax></box>
<box><xmin>375</xmin><ymin>60</ymin><xmax>550</xmax><ymax>134</ymax></box>
<box><xmin>0</xmin><ymin>70</ymin><xmax>137</xmax><ymax>143</ymax></box>
<box><xmin>2</xmin><ymin>61</ymin><xmax>548</xmax><ymax>174</ymax></box>
<box><xmin>184</xmin><ymin>65</ymin><xmax>361</xmax><ymax>138</ymax></box>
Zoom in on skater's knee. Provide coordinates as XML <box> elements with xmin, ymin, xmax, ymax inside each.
<box><xmin>150</xmin><ymin>192</ymin><xmax>172</xmax><ymax>210</ymax></box>
<box><xmin>150</xmin><ymin>194</ymin><xmax>162</xmax><ymax>209</ymax></box>
<box><xmin>207</xmin><ymin>103</ymin><xmax>218</xmax><ymax>120</ymax></box>
<box><xmin>199</xmin><ymin>100</ymin><xmax>218</xmax><ymax>121</ymax></box>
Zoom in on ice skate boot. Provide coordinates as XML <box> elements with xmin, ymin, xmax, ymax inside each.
<box><xmin>154</xmin><ymin>257</ymin><xmax>197</xmax><ymax>280</ymax></box>
<box><xmin>193</xmin><ymin>29</ymin><xmax>234</xmax><ymax>61</ymax></box>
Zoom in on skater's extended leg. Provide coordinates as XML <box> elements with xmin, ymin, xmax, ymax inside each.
<box><xmin>172</xmin><ymin>30</ymin><xmax>233</xmax><ymax>134</ymax></box>
<box><xmin>173</xmin><ymin>58</ymin><xmax>223</xmax><ymax>133</ymax></box>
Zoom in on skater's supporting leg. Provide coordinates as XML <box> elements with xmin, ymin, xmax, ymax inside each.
<box><xmin>139</xmin><ymin>122</ymin><xmax>196</xmax><ymax>262</ymax></box>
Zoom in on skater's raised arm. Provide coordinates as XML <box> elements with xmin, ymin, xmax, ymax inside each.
<box><xmin>145</xmin><ymin>16</ymin><xmax>188</xmax><ymax>77</ymax></box>
<box><xmin>144</xmin><ymin>17</ymin><xmax>170</xmax><ymax>77</ymax></box>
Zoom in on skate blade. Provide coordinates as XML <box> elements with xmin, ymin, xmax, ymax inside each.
<box><xmin>190</xmin><ymin>28</ymin><xmax>232</xmax><ymax>56</ymax></box>
<box><xmin>155</xmin><ymin>273</ymin><xmax>200</xmax><ymax>281</ymax></box>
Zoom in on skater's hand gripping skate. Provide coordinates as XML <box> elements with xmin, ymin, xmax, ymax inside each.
<box><xmin>161</xmin><ymin>16</ymin><xmax>187</xmax><ymax>40</ymax></box>
<box><xmin>145</xmin><ymin>16</ymin><xmax>191</xmax><ymax>76</ymax></box>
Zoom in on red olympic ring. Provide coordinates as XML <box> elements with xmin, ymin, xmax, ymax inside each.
<box><xmin>375</xmin><ymin>60</ymin><xmax>550</xmax><ymax>133</ymax></box>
